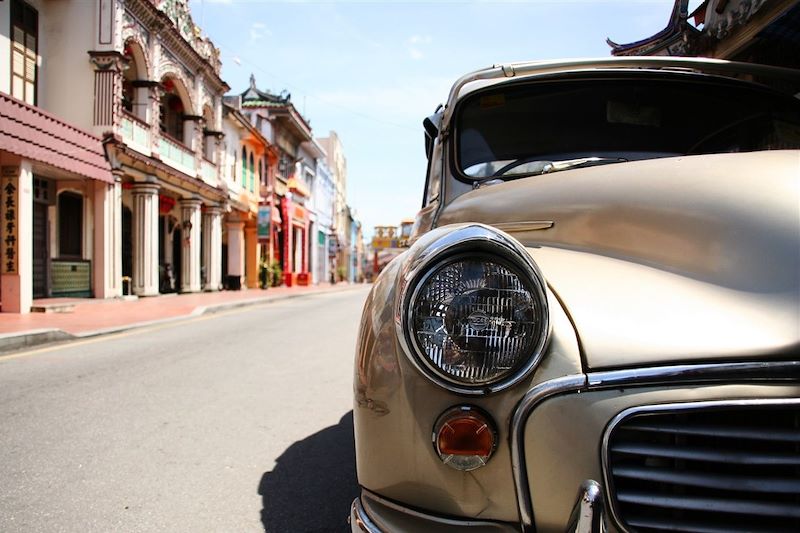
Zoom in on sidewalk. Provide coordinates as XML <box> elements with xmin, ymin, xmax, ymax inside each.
<box><xmin>0</xmin><ymin>283</ymin><xmax>367</xmax><ymax>353</ymax></box>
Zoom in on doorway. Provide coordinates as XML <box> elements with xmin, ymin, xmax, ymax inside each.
<box><xmin>32</xmin><ymin>202</ymin><xmax>48</xmax><ymax>298</ymax></box>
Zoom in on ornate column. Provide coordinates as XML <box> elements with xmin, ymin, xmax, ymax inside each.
<box><xmin>226</xmin><ymin>218</ymin><xmax>245</xmax><ymax>290</ymax></box>
<box><xmin>202</xmin><ymin>205</ymin><xmax>223</xmax><ymax>291</ymax></box>
<box><xmin>88</xmin><ymin>51</ymin><xmax>125</xmax><ymax>137</ymax></box>
<box><xmin>179</xmin><ymin>197</ymin><xmax>202</xmax><ymax>293</ymax></box>
<box><xmin>92</xmin><ymin>172</ymin><xmax>122</xmax><ymax>298</ymax></box>
<box><xmin>131</xmin><ymin>179</ymin><xmax>159</xmax><ymax>296</ymax></box>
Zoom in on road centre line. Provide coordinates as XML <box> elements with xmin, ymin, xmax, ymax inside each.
<box><xmin>0</xmin><ymin>298</ymin><xmax>300</xmax><ymax>362</ymax></box>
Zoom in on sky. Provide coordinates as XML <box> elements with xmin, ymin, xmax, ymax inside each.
<box><xmin>187</xmin><ymin>0</ymin><xmax>687</xmax><ymax>238</ymax></box>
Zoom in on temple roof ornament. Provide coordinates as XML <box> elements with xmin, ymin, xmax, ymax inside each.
<box><xmin>607</xmin><ymin>0</ymin><xmax>794</xmax><ymax>59</ymax></box>
<box><xmin>154</xmin><ymin>0</ymin><xmax>222</xmax><ymax>75</ymax></box>
<box><xmin>241</xmin><ymin>74</ymin><xmax>292</xmax><ymax>105</ymax></box>
<box><xmin>607</xmin><ymin>0</ymin><xmax>700</xmax><ymax>56</ymax></box>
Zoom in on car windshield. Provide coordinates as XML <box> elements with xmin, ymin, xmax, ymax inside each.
<box><xmin>457</xmin><ymin>74</ymin><xmax>800</xmax><ymax>180</ymax></box>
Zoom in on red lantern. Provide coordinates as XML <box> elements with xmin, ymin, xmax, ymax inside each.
<box><xmin>159</xmin><ymin>195</ymin><xmax>176</xmax><ymax>215</ymax></box>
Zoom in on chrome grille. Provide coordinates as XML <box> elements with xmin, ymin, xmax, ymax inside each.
<box><xmin>605</xmin><ymin>401</ymin><xmax>800</xmax><ymax>533</ymax></box>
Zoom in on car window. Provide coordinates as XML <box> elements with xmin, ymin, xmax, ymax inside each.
<box><xmin>456</xmin><ymin>75</ymin><xmax>800</xmax><ymax>180</ymax></box>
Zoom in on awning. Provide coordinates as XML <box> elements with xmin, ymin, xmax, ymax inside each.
<box><xmin>0</xmin><ymin>93</ymin><xmax>113</xmax><ymax>183</ymax></box>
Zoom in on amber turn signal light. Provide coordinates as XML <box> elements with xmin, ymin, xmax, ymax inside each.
<box><xmin>433</xmin><ymin>405</ymin><xmax>497</xmax><ymax>471</ymax></box>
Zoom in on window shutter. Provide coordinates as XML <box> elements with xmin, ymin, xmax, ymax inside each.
<box><xmin>10</xmin><ymin>1</ymin><xmax>37</xmax><ymax>105</ymax></box>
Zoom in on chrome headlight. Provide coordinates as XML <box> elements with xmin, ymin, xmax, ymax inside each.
<box><xmin>400</xmin><ymin>225</ymin><xmax>549</xmax><ymax>394</ymax></box>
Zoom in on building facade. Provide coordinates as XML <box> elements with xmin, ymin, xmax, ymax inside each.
<box><xmin>1</xmin><ymin>0</ymin><xmax>120</xmax><ymax>312</ymax></box>
<box><xmin>220</xmin><ymin>103</ymin><xmax>276</xmax><ymax>289</ymax></box>
<box><xmin>316</xmin><ymin>131</ymin><xmax>350</xmax><ymax>282</ymax></box>
<box><xmin>0</xmin><ymin>0</ymin><xmax>357</xmax><ymax>313</ymax></box>
<box><xmin>310</xmin><ymin>154</ymin><xmax>334</xmax><ymax>285</ymax></box>
<box><xmin>237</xmin><ymin>76</ymin><xmax>317</xmax><ymax>287</ymax></box>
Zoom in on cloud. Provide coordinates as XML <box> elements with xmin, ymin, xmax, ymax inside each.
<box><xmin>249</xmin><ymin>22</ymin><xmax>272</xmax><ymax>43</ymax></box>
<box><xmin>406</xmin><ymin>34</ymin><xmax>432</xmax><ymax>60</ymax></box>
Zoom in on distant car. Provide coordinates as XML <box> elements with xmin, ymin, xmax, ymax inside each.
<box><xmin>350</xmin><ymin>57</ymin><xmax>800</xmax><ymax>533</ymax></box>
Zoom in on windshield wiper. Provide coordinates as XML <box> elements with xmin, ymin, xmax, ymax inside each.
<box><xmin>473</xmin><ymin>156</ymin><xmax>628</xmax><ymax>189</ymax></box>
<box><xmin>487</xmin><ymin>156</ymin><xmax>628</xmax><ymax>180</ymax></box>
<box><xmin>542</xmin><ymin>156</ymin><xmax>628</xmax><ymax>174</ymax></box>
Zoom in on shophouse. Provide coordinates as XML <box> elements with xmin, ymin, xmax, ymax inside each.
<box><xmin>1</xmin><ymin>0</ymin><xmax>118</xmax><ymax>312</ymax></box>
<box><xmin>220</xmin><ymin>102</ymin><xmax>276</xmax><ymax>289</ymax></box>
<box><xmin>0</xmin><ymin>0</ymin><xmax>232</xmax><ymax>308</ymax></box>
<box><xmin>310</xmin><ymin>157</ymin><xmax>334</xmax><ymax>284</ymax></box>
<box><xmin>350</xmin><ymin>216</ymin><xmax>363</xmax><ymax>283</ymax></box>
<box><xmin>295</xmin><ymin>136</ymin><xmax>326</xmax><ymax>285</ymax></box>
<box><xmin>316</xmin><ymin>132</ymin><xmax>350</xmax><ymax>282</ymax></box>
<box><xmin>238</xmin><ymin>76</ymin><xmax>315</xmax><ymax>286</ymax></box>
<box><xmin>103</xmin><ymin>0</ymin><xmax>229</xmax><ymax>296</ymax></box>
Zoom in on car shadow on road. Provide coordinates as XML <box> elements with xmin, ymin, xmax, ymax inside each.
<box><xmin>258</xmin><ymin>410</ymin><xmax>358</xmax><ymax>532</ymax></box>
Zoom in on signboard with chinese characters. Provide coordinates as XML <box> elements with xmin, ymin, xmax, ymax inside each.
<box><xmin>1</xmin><ymin>168</ymin><xmax>20</xmax><ymax>274</ymax></box>
<box><xmin>371</xmin><ymin>226</ymin><xmax>399</xmax><ymax>250</ymax></box>
<box><xmin>257</xmin><ymin>206</ymin><xmax>270</xmax><ymax>240</ymax></box>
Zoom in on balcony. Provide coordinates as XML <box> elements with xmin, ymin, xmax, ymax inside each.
<box><xmin>200</xmin><ymin>158</ymin><xmax>218</xmax><ymax>185</ymax></box>
<box><xmin>158</xmin><ymin>134</ymin><xmax>196</xmax><ymax>176</ymax></box>
<box><xmin>119</xmin><ymin>112</ymin><xmax>151</xmax><ymax>156</ymax></box>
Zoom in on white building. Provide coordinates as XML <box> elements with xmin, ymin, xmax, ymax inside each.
<box><xmin>310</xmin><ymin>157</ymin><xmax>334</xmax><ymax>284</ymax></box>
<box><xmin>0</xmin><ymin>0</ymin><xmax>230</xmax><ymax>311</ymax></box>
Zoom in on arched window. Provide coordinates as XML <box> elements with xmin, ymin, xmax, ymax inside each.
<box><xmin>122</xmin><ymin>41</ymin><xmax>148</xmax><ymax>122</ymax></box>
<box><xmin>159</xmin><ymin>78</ymin><xmax>185</xmax><ymax>141</ymax></box>
<box><xmin>122</xmin><ymin>51</ymin><xmax>137</xmax><ymax>114</ymax></box>
<box><xmin>249</xmin><ymin>152</ymin><xmax>255</xmax><ymax>192</ymax></box>
<box><xmin>241</xmin><ymin>146</ymin><xmax>248</xmax><ymax>186</ymax></box>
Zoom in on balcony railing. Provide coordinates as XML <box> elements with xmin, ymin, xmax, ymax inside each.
<box><xmin>158</xmin><ymin>134</ymin><xmax>196</xmax><ymax>176</ymax></box>
<box><xmin>119</xmin><ymin>112</ymin><xmax>151</xmax><ymax>156</ymax></box>
<box><xmin>200</xmin><ymin>158</ymin><xmax>218</xmax><ymax>185</ymax></box>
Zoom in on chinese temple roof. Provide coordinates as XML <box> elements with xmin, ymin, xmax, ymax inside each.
<box><xmin>240</xmin><ymin>75</ymin><xmax>313</xmax><ymax>141</ymax></box>
<box><xmin>607</xmin><ymin>0</ymin><xmax>800</xmax><ymax>65</ymax></box>
<box><xmin>241</xmin><ymin>74</ymin><xmax>292</xmax><ymax>107</ymax></box>
<box><xmin>608</xmin><ymin>0</ymin><xmax>698</xmax><ymax>56</ymax></box>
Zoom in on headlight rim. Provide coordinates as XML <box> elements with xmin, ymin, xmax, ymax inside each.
<box><xmin>397</xmin><ymin>224</ymin><xmax>550</xmax><ymax>396</ymax></box>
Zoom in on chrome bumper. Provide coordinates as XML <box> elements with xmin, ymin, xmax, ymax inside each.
<box><xmin>351</xmin><ymin>481</ymin><xmax>606</xmax><ymax>533</ymax></box>
<box><xmin>350</xmin><ymin>494</ymin><xmax>381</xmax><ymax>533</ymax></box>
<box><xmin>350</xmin><ymin>489</ymin><xmax>520</xmax><ymax>532</ymax></box>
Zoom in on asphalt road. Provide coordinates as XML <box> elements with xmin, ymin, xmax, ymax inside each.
<box><xmin>0</xmin><ymin>285</ymin><xmax>372</xmax><ymax>533</ymax></box>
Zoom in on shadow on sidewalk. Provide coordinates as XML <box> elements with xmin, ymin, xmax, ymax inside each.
<box><xmin>258</xmin><ymin>411</ymin><xmax>358</xmax><ymax>532</ymax></box>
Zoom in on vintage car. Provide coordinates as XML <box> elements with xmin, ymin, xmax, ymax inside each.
<box><xmin>350</xmin><ymin>57</ymin><xmax>800</xmax><ymax>533</ymax></box>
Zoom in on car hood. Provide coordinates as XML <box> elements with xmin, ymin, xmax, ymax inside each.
<box><xmin>437</xmin><ymin>151</ymin><xmax>800</xmax><ymax>369</ymax></box>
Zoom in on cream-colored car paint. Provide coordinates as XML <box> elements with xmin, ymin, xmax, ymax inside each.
<box><xmin>525</xmin><ymin>384</ymin><xmax>800</xmax><ymax>532</ymax></box>
<box><xmin>354</xmin><ymin>60</ymin><xmax>800</xmax><ymax>531</ymax></box>
<box><xmin>353</xmin><ymin>238</ymin><xmax>583</xmax><ymax>523</ymax></box>
<box><xmin>437</xmin><ymin>151</ymin><xmax>800</xmax><ymax>368</ymax></box>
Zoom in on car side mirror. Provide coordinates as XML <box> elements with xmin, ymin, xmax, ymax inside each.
<box><xmin>423</xmin><ymin>109</ymin><xmax>443</xmax><ymax>160</ymax></box>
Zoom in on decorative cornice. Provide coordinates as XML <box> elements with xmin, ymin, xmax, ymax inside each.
<box><xmin>88</xmin><ymin>50</ymin><xmax>128</xmax><ymax>72</ymax></box>
<box><xmin>125</xmin><ymin>0</ymin><xmax>229</xmax><ymax>94</ymax></box>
